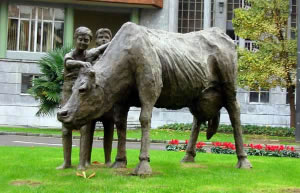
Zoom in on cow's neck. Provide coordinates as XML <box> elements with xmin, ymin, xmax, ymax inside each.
<box><xmin>95</xmin><ymin>51</ymin><xmax>134</xmax><ymax>110</ymax></box>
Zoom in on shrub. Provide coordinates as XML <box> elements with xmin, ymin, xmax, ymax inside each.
<box><xmin>29</xmin><ymin>46</ymin><xmax>72</xmax><ymax>116</ymax></box>
<box><xmin>158</xmin><ymin>123</ymin><xmax>295</xmax><ymax>137</ymax></box>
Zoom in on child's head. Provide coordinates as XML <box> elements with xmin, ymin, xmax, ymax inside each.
<box><xmin>74</xmin><ymin>26</ymin><xmax>93</xmax><ymax>51</ymax></box>
<box><xmin>95</xmin><ymin>28</ymin><xmax>112</xmax><ymax>46</ymax></box>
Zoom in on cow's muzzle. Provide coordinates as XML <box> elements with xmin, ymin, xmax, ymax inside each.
<box><xmin>57</xmin><ymin>109</ymin><xmax>71</xmax><ymax>123</ymax></box>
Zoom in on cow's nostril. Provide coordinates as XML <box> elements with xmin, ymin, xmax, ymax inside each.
<box><xmin>59</xmin><ymin>110</ymin><xmax>68</xmax><ymax>117</ymax></box>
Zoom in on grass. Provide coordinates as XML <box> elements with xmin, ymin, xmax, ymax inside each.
<box><xmin>0</xmin><ymin>146</ymin><xmax>300</xmax><ymax>193</ymax></box>
<box><xmin>1</xmin><ymin>126</ymin><xmax>299</xmax><ymax>145</ymax></box>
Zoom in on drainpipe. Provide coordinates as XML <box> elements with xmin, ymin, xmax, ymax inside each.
<box><xmin>0</xmin><ymin>1</ymin><xmax>8</xmax><ymax>58</ymax></box>
<box><xmin>130</xmin><ymin>8</ymin><xmax>139</xmax><ymax>24</ymax></box>
<box><xmin>63</xmin><ymin>6</ymin><xmax>74</xmax><ymax>47</ymax></box>
<box><xmin>296</xmin><ymin>0</ymin><xmax>300</xmax><ymax>142</ymax></box>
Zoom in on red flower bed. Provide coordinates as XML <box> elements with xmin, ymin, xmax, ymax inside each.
<box><xmin>166</xmin><ymin>139</ymin><xmax>299</xmax><ymax>158</ymax></box>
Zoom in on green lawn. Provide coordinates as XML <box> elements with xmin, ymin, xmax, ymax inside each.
<box><xmin>0</xmin><ymin>146</ymin><xmax>299</xmax><ymax>193</ymax></box>
<box><xmin>0</xmin><ymin>126</ymin><xmax>299</xmax><ymax>145</ymax></box>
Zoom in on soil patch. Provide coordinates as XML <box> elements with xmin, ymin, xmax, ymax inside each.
<box><xmin>181</xmin><ymin>163</ymin><xmax>208</xmax><ymax>169</ymax></box>
<box><xmin>281</xmin><ymin>188</ymin><xmax>300</xmax><ymax>193</ymax></box>
<box><xmin>11</xmin><ymin>180</ymin><xmax>42</xmax><ymax>187</ymax></box>
<box><xmin>113</xmin><ymin>168</ymin><xmax>162</xmax><ymax>178</ymax></box>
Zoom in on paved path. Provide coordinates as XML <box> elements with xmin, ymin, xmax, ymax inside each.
<box><xmin>0</xmin><ymin>135</ymin><xmax>166</xmax><ymax>150</ymax></box>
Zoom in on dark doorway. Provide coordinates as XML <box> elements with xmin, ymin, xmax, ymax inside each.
<box><xmin>74</xmin><ymin>9</ymin><xmax>130</xmax><ymax>48</ymax></box>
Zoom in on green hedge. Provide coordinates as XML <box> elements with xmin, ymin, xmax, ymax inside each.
<box><xmin>158</xmin><ymin>123</ymin><xmax>295</xmax><ymax>137</ymax></box>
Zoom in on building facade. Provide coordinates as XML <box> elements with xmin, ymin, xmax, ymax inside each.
<box><xmin>0</xmin><ymin>0</ymin><xmax>297</xmax><ymax>128</ymax></box>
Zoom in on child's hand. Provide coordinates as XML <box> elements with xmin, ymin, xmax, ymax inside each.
<box><xmin>82</xmin><ymin>62</ymin><xmax>92</xmax><ymax>68</ymax></box>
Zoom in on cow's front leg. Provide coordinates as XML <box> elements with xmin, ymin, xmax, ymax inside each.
<box><xmin>78</xmin><ymin>124</ymin><xmax>92</xmax><ymax>170</ymax></box>
<box><xmin>181</xmin><ymin>116</ymin><xmax>202</xmax><ymax>163</ymax></box>
<box><xmin>133</xmin><ymin>104</ymin><xmax>153</xmax><ymax>175</ymax></box>
<box><xmin>111</xmin><ymin>105</ymin><xmax>129</xmax><ymax>168</ymax></box>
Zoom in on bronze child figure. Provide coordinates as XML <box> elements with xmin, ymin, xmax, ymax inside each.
<box><xmin>57</xmin><ymin>26</ymin><xmax>111</xmax><ymax>170</ymax></box>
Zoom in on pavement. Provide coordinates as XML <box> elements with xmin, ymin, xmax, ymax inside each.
<box><xmin>0</xmin><ymin>131</ymin><xmax>300</xmax><ymax>153</ymax></box>
<box><xmin>0</xmin><ymin>134</ymin><xmax>166</xmax><ymax>150</ymax></box>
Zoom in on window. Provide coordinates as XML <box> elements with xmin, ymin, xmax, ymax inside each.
<box><xmin>7</xmin><ymin>5</ymin><xmax>64</xmax><ymax>52</ymax></box>
<box><xmin>249</xmin><ymin>88</ymin><xmax>269</xmax><ymax>103</ymax></box>
<box><xmin>21</xmin><ymin>74</ymin><xmax>39</xmax><ymax>94</ymax></box>
<box><xmin>178</xmin><ymin>0</ymin><xmax>214</xmax><ymax>33</ymax></box>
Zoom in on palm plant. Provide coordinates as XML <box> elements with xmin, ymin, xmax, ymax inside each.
<box><xmin>29</xmin><ymin>46</ymin><xmax>72</xmax><ymax>116</ymax></box>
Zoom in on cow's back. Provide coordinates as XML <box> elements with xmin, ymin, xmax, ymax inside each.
<box><xmin>128</xmin><ymin>25</ymin><xmax>236</xmax><ymax>109</ymax></box>
<box><xmin>98</xmin><ymin>22</ymin><xmax>237</xmax><ymax>109</ymax></box>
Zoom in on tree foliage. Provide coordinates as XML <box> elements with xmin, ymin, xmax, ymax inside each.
<box><xmin>233</xmin><ymin>0</ymin><xmax>297</xmax><ymax>127</ymax></box>
<box><xmin>233</xmin><ymin>0</ymin><xmax>297</xmax><ymax>90</ymax></box>
<box><xmin>29</xmin><ymin>47</ymin><xmax>71</xmax><ymax>116</ymax></box>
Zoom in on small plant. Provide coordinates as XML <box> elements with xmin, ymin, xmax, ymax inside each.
<box><xmin>196</xmin><ymin>141</ymin><xmax>206</xmax><ymax>153</ymax></box>
<box><xmin>166</xmin><ymin>139</ymin><xmax>206</xmax><ymax>153</ymax></box>
<box><xmin>211</xmin><ymin>142</ymin><xmax>236</xmax><ymax>154</ymax></box>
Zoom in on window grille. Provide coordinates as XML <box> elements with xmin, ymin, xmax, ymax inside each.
<box><xmin>178</xmin><ymin>0</ymin><xmax>214</xmax><ymax>33</ymax></box>
<box><xmin>7</xmin><ymin>5</ymin><xmax>64</xmax><ymax>52</ymax></box>
<box><xmin>227</xmin><ymin>0</ymin><xmax>250</xmax><ymax>22</ymax></box>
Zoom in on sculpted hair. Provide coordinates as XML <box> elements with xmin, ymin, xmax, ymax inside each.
<box><xmin>74</xmin><ymin>26</ymin><xmax>93</xmax><ymax>40</ymax></box>
<box><xmin>95</xmin><ymin>28</ymin><xmax>112</xmax><ymax>39</ymax></box>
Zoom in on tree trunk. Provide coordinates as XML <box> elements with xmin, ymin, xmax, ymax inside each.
<box><xmin>287</xmin><ymin>85</ymin><xmax>296</xmax><ymax>128</ymax></box>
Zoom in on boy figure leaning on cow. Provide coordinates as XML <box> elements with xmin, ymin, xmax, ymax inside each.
<box><xmin>57</xmin><ymin>27</ymin><xmax>113</xmax><ymax>170</ymax></box>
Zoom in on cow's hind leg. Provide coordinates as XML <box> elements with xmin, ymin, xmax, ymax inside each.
<box><xmin>102</xmin><ymin>116</ymin><xmax>114</xmax><ymax>166</ymax></box>
<box><xmin>181</xmin><ymin>116</ymin><xmax>202</xmax><ymax>162</ymax></box>
<box><xmin>85</xmin><ymin>120</ymin><xmax>96</xmax><ymax>167</ymax></box>
<box><xmin>78</xmin><ymin>123</ymin><xmax>93</xmax><ymax>170</ymax></box>
<box><xmin>111</xmin><ymin>104</ymin><xmax>129</xmax><ymax>168</ymax></box>
<box><xmin>132</xmin><ymin>103</ymin><xmax>154</xmax><ymax>175</ymax></box>
<box><xmin>224</xmin><ymin>86</ymin><xmax>252</xmax><ymax>168</ymax></box>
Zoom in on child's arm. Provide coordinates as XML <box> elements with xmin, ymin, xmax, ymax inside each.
<box><xmin>87</xmin><ymin>42</ymin><xmax>110</xmax><ymax>58</ymax></box>
<box><xmin>65</xmin><ymin>60</ymin><xmax>91</xmax><ymax>69</ymax></box>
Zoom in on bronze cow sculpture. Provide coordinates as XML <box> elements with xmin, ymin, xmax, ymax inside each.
<box><xmin>58</xmin><ymin>22</ymin><xmax>252</xmax><ymax>175</ymax></box>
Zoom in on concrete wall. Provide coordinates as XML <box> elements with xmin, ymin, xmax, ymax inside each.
<box><xmin>140</xmin><ymin>0</ymin><xmax>178</xmax><ymax>32</ymax></box>
<box><xmin>0</xmin><ymin>59</ymin><xmax>62</xmax><ymax>128</ymax></box>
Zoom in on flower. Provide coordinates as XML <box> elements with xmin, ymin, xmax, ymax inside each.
<box><xmin>169</xmin><ymin>139</ymin><xmax>179</xmax><ymax>145</ymax></box>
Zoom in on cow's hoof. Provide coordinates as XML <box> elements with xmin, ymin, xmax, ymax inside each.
<box><xmin>105</xmin><ymin>161</ymin><xmax>112</xmax><ymax>167</ymax></box>
<box><xmin>111</xmin><ymin>160</ymin><xmax>127</xmax><ymax>168</ymax></box>
<box><xmin>181</xmin><ymin>154</ymin><xmax>195</xmax><ymax>163</ymax></box>
<box><xmin>56</xmin><ymin>163</ymin><xmax>71</xmax><ymax>170</ymax></box>
<box><xmin>132</xmin><ymin>160</ymin><xmax>152</xmax><ymax>175</ymax></box>
<box><xmin>236</xmin><ymin>158</ymin><xmax>252</xmax><ymax>169</ymax></box>
<box><xmin>77</xmin><ymin>165</ymin><xmax>87</xmax><ymax>171</ymax></box>
<box><xmin>84</xmin><ymin>162</ymin><xmax>91</xmax><ymax>168</ymax></box>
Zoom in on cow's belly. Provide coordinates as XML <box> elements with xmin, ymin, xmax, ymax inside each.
<box><xmin>154</xmin><ymin>87</ymin><xmax>203</xmax><ymax>109</ymax></box>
